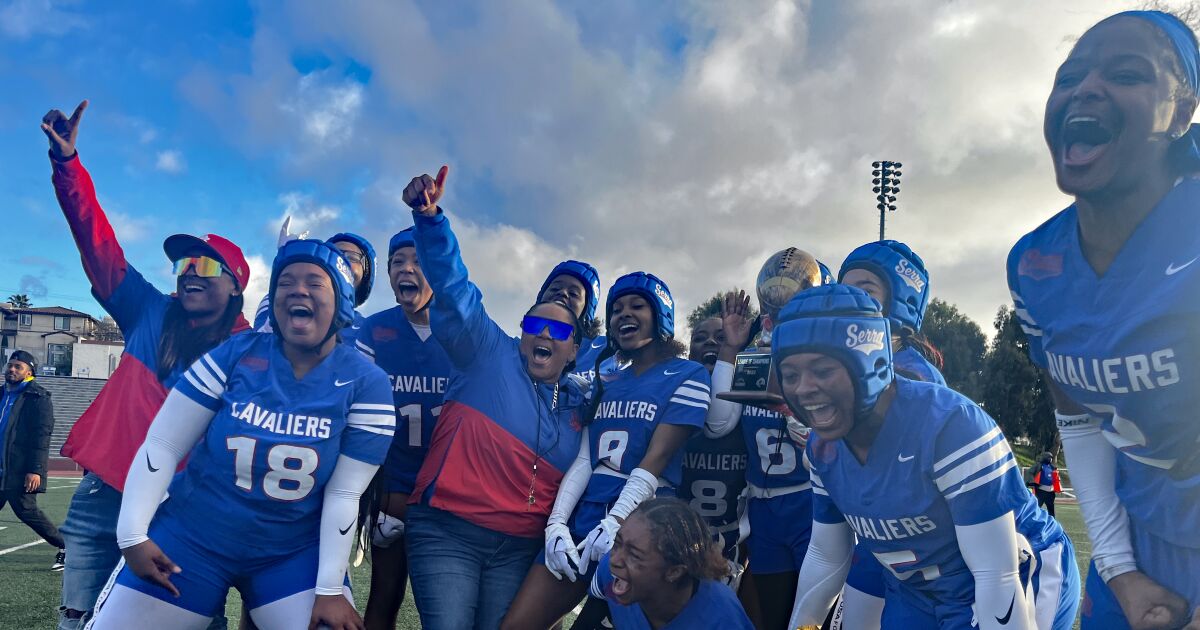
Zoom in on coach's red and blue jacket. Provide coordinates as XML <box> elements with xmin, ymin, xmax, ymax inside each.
<box><xmin>410</xmin><ymin>210</ymin><xmax>587</xmax><ymax>539</ymax></box>
<box><xmin>50</xmin><ymin>154</ymin><xmax>250</xmax><ymax>492</ymax></box>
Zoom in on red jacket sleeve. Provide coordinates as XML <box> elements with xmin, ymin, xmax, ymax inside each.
<box><xmin>50</xmin><ymin>153</ymin><xmax>128</xmax><ymax>300</ymax></box>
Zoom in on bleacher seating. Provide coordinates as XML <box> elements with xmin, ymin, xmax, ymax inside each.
<box><xmin>36</xmin><ymin>375</ymin><xmax>107</xmax><ymax>474</ymax></box>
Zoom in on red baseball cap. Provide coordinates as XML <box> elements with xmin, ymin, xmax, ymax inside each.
<box><xmin>162</xmin><ymin>233</ymin><xmax>251</xmax><ymax>290</ymax></box>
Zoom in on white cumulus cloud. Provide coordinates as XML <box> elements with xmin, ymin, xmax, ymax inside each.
<box><xmin>181</xmin><ymin>0</ymin><xmax>1187</xmax><ymax>336</ymax></box>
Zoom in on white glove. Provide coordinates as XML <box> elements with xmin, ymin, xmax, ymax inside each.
<box><xmin>545</xmin><ymin>521</ymin><xmax>582</xmax><ymax>581</ymax></box>
<box><xmin>371</xmin><ymin>512</ymin><xmax>406</xmax><ymax>548</ymax></box>
<box><xmin>786</xmin><ymin>416</ymin><xmax>810</xmax><ymax>448</ymax></box>
<box><xmin>277</xmin><ymin>215</ymin><xmax>310</xmax><ymax>248</ymax></box>
<box><xmin>576</xmin><ymin>515</ymin><xmax>620</xmax><ymax>575</ymax></box>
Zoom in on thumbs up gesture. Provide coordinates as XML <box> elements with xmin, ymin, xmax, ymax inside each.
<box><xmin>403</xmin><ymin>166</ymin><xmax>449</xmax><ymax>217</ymax></box>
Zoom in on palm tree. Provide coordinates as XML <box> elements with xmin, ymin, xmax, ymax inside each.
<box><xmin>7</xmin><ymin>294</ymin><xmax>32</xmax><ymax>308</ymax></box>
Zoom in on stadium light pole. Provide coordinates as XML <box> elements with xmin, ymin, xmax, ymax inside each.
<box><xmin>871</xmin><ymin>160</ymin><xmax>902</xmax><ymax>240</ymax></box>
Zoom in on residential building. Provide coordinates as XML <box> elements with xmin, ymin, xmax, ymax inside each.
<box><xmin>0</xmin><ymin>304</ymin><xmax>101</xmax><ymax>376</ymax></box>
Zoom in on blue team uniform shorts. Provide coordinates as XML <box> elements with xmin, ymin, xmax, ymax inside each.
<box><xmin>109</xmin><ymin>515</ymin><xmax>342</xmax><ymax>616</ymax></box>
<box><xmin>745</xmin><ymin>490</ymin><xmax>812</xmax><ymax>575</ymax></box>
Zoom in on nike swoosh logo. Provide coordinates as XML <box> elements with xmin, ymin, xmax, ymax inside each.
<box><xmin>898</xmin><ymin>454</ymin><xmax>914</xmax><ymax>462</ymax></box>
<box><xmin>335</xmin><ymin>379</ymin><xmax>353</xmax><ymax>387</ymax></box>
<box><xmin>1166</xmin><ymin>257</ymin><xmax>1198</xmax><ymax>275</ymax></box>
<box><xmin>146</xmin><ymin>454</ymin><xmax>160</xmax><ymax>473</ymax></box>
<box><xmin>664</xmin><ymin>369</ymin><xmax>681</xmax><ymax>375</ymax></box>
<box><xmin>996</xmin><ymin>593</ymin><xmax>1015</xmax><ymax>625</ymax></box>
<box><xmin>338</xmin><ymin>519</ymin><xmax>356</xmax><ymax>536</ymax></box>
<box><xmin>591</xmin><ymin>340</ymin><xmax>605</xmax><ymax>349</ymax></box>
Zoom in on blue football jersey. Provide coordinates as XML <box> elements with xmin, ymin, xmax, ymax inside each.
<box><xmin>740</xmin><ymin>405</ymin><xmax>809</xmax><ymax>489</ymax></box>
<box><xmin>807</xmin><ymin>378</ymin><xmax>1062</xmax><ymax>606</ymax></box>
<box><xmin>582</xmin><ymin>358</ymin><xmax>711</xmax><ymax>504</ymax></box>
<box><xmin>357</xmin><ymin>306</ymin><xmax>452</xmax><ymax>494</ymax></box>
<box><xmin>591</xmin><ymin>554</ymin><xmax>754</xmax><ymax>630</ymax></box>
<box><xmin>894</xmin><ymin>345</ymin><xmax>946</xmax><ymax>386</ymax></box>
<box><xmin>1008</xmin><ymin>181</ymin><xmax>1200</xmax><ymax>549</ymax></box>
<box><xmin>573</xmin><ymin>335</ymin><xmax>608</xmax><ymax>384</ymax></box>
<box><xmin>163</xmin><ymin>333</ymin><xmax>395</xmax><ymax>551</ymax></box>
<box><xmin>679</xmin><ymin>428</ymin><xmax>748</xmax><ymax>553</ymax></box>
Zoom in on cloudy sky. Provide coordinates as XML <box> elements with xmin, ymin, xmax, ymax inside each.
<box><xmin>0</xmin><ymin>0</ymin><xmax>1181</xmax><ymax>336</ymax></box>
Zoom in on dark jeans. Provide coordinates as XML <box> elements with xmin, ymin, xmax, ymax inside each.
<box><xmin>0</xmin><ymin>487</ymin><xmax>64</xmax><ymax>548</ymax></box>
<box><xmin>1035</xmin><ymin>488</ymin><xmax>1056</xmax><ymax>517</ymax></box>
<box><xmin>405</xmin><ymin>504</ymin><xmax>541</xmax><ymax>630</ymax></box>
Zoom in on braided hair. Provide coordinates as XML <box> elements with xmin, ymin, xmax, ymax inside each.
<box><xmin>632</xmin><ymin>498</ymin><xmax>728</xmax><ymax>583</ymax></box>
<box><xmin>896</xmin><ymin>327</ymin><xmax>944</xmax><ymax>373</ymax></box>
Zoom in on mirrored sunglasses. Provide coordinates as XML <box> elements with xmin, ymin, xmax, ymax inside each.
<box><xmin>520</xmin><ymin>315</ymin><xmax>575</xmax><ymax>341</ymax></box>
<box><xmin>172</xmin><ymin>256</ymin><xmax>228</xmax><ymax>278</ymax></box>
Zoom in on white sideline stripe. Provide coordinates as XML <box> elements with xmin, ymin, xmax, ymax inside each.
<box><xmin>48</xmin><ymin>485</ymin><xmax>77</xmax><ymax>490</ymax></box>
<box><xmin>0</xmin><ymin>526</ymin><xmax>7</xmax><ymax>531</ymax></box>
<box><xmin>48</xmin><ymin>477</ymin><xmax>82</xmax><ymax>481</ymax></box>
<box><xmin>0</xmin><ymin>540</ymin><xmax>45</xmax><ymax>556</ymax></box>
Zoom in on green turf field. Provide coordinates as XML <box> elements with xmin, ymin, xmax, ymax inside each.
<box><xmin>0</xmin><ymin>476</ymin><xmax>1090</xmax><ymax>629</ymax></box>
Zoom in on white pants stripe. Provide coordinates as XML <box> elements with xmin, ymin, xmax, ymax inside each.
<box><xmin>1033</xmin><ymin>540</ymin><xmax>1066</xmax><ymax>629</ymax></box>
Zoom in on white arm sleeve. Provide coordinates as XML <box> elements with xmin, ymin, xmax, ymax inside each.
<box><xmin>116</xmin><ymin>390</ymin><xmax>216</xmax><ymax>549</ymax></box>
<box><xmin>957</xmin><ymin>512</ymin><xmax>1035</xmax><ymax>630</ymax></box>
<box><xmin>1057</xmin><ymin>411</ymin><xmax>1137</xmax><ymax>582</ymax></box>
<box><xmin>549</xmin><ymin>428</ymin><xmax>592</xmax><ymax>526</ymax></box>
<box><xmin>703</xmin><ymin>360</ymin><xmax>744</xmax><ymax>438</ymax></box>
<box><xmin>788</xmin><ymin>519</ymin><xmax>854</xmax><ymax>629</ymax></box>
<box><xmin>607</xmin><ymin>467</ymin><xmax>659</xmax><ymax>521</ymax></box>
<box><xmin>316</xmin><ymin>455</ymin><xmax>380</xmax><ymax>595</ymax></box>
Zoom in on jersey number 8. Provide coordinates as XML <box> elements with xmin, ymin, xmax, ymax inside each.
<box><xmin>226</xmin><ymin>436</ymin><xmax>318</xmax><ymax>501</ymax></box>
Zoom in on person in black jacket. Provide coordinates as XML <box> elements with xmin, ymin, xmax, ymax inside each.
<box><xmin>0</xmin><ymin>350</ymin><xmax>65</xmax><ymax>570</ymax></box>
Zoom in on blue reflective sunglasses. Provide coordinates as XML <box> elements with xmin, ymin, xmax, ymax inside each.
<box><xmin>521</xmin><ymin>315</ymin><xmax>575</xmax><ymax>341</ymax></box>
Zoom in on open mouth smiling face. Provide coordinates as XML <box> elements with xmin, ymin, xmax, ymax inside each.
<box><xmin>273</xmin><ymin>262</ymin><xmax>336</xmax><ymax>349</ymax></box>
<box><xmin>778</xmin><ymin>352</ymin><xmax>857</xmax><ymax>440</ymax></box>
<box><xmin>1044</xmin><ymin>16</ymin><xmax>1191</xmax><ymax>195</ymax></box>
<box><xmin>610</xmin><ymin>294</ymin><xmax>654</xmax><ymax>352</ymax></box>
<box><xmin>519</xmin><ymin>302</ymin><xmax>578</xmax><ymax>382</ymax></box>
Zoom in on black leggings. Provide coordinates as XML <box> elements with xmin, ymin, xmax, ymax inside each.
<box><xmin>1035</xmin><ymin>489</ymin><xmax>1056</xmax><ymax>517</ymax></box>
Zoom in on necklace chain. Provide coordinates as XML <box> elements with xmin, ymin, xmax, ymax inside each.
<box><xmin>527</xmin><ymin>383</ymin><xmax>560</xmax><ymax>509</ymax></box>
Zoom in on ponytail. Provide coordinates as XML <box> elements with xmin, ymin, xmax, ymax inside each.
<box><xmin>897</xmin><ymin>327</ymin><xmax>944</xmax><ymax>371</ymax></box>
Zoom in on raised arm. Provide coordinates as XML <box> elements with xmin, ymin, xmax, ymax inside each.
<box><xmin>405</xmin><ymin>167</ymin><xmax>504</xmax><ymax>368</ymax></box>
<box><xmin>43</xmin><ymin>101</ymin><xmax>129</xmax><ymax>301</ymax></box>
<box><xmin>706</xmin><ymin>291</ymin><xmax>755</xmax><ymax>437</ymax></box>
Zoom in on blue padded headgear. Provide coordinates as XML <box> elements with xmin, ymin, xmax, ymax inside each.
<box><xmin>327</xmin><ymin>232</ymin><xmax>375</xmax><ymax>307</ymax></box>
<box><xmin>772</xmin><ymin>285</ymin><xmax>893</xmax><ymax>420</ymax></box>
<box><xmin>540</xmin><ymin>260</ymin><xmax>601</xmax><ymax>324</ymax></box>
<box><xmin>606</xmin><ymin>271</ymin><xmax>675</xmax><ymax>340</ymax></box>
<box><xmin>387</xmin><ymin>228</ymin><xmax>416</xmax><ymax>259</ymax></box>
<box><xmin>269</xmin><ymin>239</ymin><xmax>357</xmax><ymax>343</ymax></box>
<box><xmin>838</xmin><ymin>240</ymin><xmax>930</xmax><ymax>331</ymax></box>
